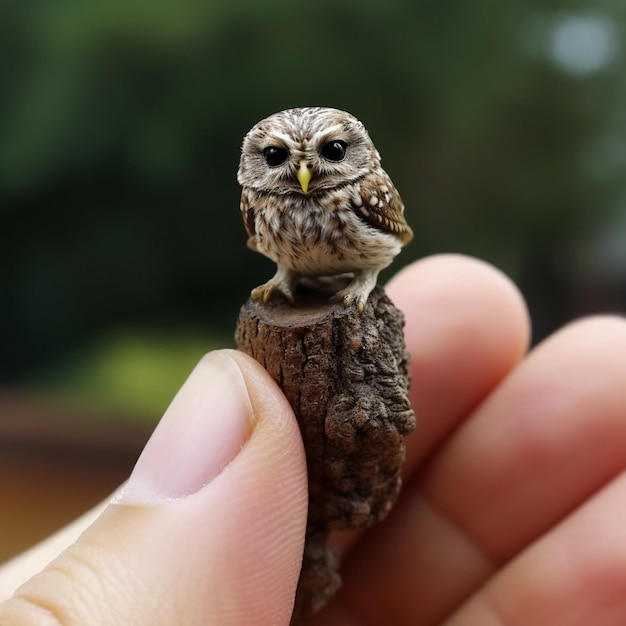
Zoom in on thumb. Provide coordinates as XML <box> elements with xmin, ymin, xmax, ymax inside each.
<box><xmin>0</xmin><ymin>350</ymin><xmax>308</xmax><ymax>626</ymax></box>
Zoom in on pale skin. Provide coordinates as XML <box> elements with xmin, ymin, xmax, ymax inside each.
<box><xmin>2</xmin><ymin>254</ymin><xmax>626</xmax><ymax>625</ymax></box>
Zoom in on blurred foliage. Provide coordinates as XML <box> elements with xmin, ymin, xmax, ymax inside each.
<box><xmin>33</xmin><ymin>328</ymin><xmax>222</xmax><ymax>419</ymax></box>
<box><xmin>2</xmin><ymin>0</ymin><xmax>626</xmax><ymax>414</ymax></box>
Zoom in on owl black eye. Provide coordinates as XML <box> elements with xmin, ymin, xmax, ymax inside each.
<box><xmin>263</xmin><ymin>146</ymin><xmax>289</xmax><ymax>167</ymax></box>
<box><xmin>320</xmin><ymin>140</ymin><xmax>347</xmax><ymax>162</ymax></box>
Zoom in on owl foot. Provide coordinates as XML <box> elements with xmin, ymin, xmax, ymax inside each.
<box><xmin>331</xmin><ymin>270</ymin><xmax>379</xmax><ymax>315</ymax></box>
<box><xmin>333</xmin><ymin>289</ymin><xmax>367</xmax><ymax>314</ymax></box>
<box><xmin>251</xmin><ymin>282</ymin><xmax>294</xmax><ymax>304</ymax></box>
<box><xmin>251</xmin><ymin>267</ymin><xmax>299</xmax><ymax>305</ymax></box>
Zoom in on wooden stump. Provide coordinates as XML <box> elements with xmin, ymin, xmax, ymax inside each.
<box><xmin>235</xmin><ymin>276</ymin><xmax>416</xmax><ymax>624</ymax></box>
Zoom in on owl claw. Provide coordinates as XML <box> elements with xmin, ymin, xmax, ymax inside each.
<box><xmin>331</xmin><ymin>270</ymin><xmax>379</xmax><ymax>315</ymax></box>
<box><xmin>330</xmin><ymin>289</ymin><xmax>367</xmax><ymax>315</ymax></box>
<box><xmin>251</xmin><ymin>267</ymin><xmax>299</xmax><ymax>305</ymax></box>
<box><xmin>331</xmin><ymin>289</ymin><xmax>367</xmax><ymax>315</ymax></box>
<box><xmin>251</xmin><ymin>283</ymin><xmax>295</xmax><ymax>304</ymax></box>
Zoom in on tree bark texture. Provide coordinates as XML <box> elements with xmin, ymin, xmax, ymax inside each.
<box><xmin>235</xmin><ymin>277</ymin><xmax>416</xmax><ymax>625</ymax></box>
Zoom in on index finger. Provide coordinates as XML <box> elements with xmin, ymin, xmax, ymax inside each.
<box><xmin>388</xmin><ymin>254</ymin><xmax>530</xmax><ymax>475</ymax></box>
<box><xmin>328</xmin><ymin>254</ymin><xmax>530</xmax><ymax>558</ymax></box>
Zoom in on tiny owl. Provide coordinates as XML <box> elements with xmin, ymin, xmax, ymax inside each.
<box><xmin>237</xmin><ymin>107</ymin><xmax>413</xmax><ymax>313</ymax></box>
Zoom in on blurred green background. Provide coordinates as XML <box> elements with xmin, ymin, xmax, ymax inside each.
<box><xmin>3</xmin><ymin>0</ymin><xmax>626</xmax><ymax>420</ymax></box>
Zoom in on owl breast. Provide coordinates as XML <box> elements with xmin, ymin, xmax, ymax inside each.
<box><xmin>249</xmin><ymin>186</ymin><xmax>402</xmax><ymax>276</ymax></box>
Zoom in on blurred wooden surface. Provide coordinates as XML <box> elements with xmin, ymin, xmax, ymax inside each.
<box><xmin>0</xmin><ymin>391</ymin><xmax>152</xmax><ymax>562</ymax></box>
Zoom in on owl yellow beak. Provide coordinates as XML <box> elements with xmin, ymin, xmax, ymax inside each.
<box><xmin>297</xmin><ymin>159</ymin><xmax>313</xmax><ymax>194</ymax></box>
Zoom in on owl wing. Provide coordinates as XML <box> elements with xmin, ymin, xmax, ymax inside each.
<box><xmin>240</xmin><ymin>190</ymin><xmax>259</xmax><ymax>251</ymax></box>
<box><xmin>354</xmin><ymin>169</ymin><xmax>413</xmax><ymax>245</ymax></box>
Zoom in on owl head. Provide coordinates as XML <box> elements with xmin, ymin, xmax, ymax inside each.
<box><xmin>237</xmin><ymin>107</ymin><xmax>381</xmax><ymax>196</ymax></box>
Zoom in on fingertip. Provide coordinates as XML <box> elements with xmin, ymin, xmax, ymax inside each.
<box><xmin>541</xmin><ymin>313</ymin><xmax>626</xmax><ymax>353</ymax></box>
<box><xmin>388</xmin><ymin>254</ymin><xmax>530</xmax><ymax>355</ymax></box>
<box><xmin>183</xmin><ymin>349</ymin><xmax>309</xmax><ymax>623</ymax></box>
<box><xmin>386</xmin><ymin>255</ymin><xmax>531</xmax><ymax>469</ymax></box>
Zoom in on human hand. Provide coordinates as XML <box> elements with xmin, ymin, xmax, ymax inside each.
<box><xmin>0</xmin><ymin>348</ymin><xmax>308</xmax><ymax>623</ymax></box>
<box><xmin>2</xmin><ymin>254</ymin><xmax>626</xmax><ymax>625</ymax></box>
<box><xmin>311</xmin><ymin>255</ymin><xmax>626</xmax><ymax>625</ymax></box>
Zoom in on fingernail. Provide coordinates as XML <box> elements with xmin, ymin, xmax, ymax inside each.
<box><xmin>120</xmin><ymin>351</ymin><xmax>254</xmax><ymax>503</ymax></box>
